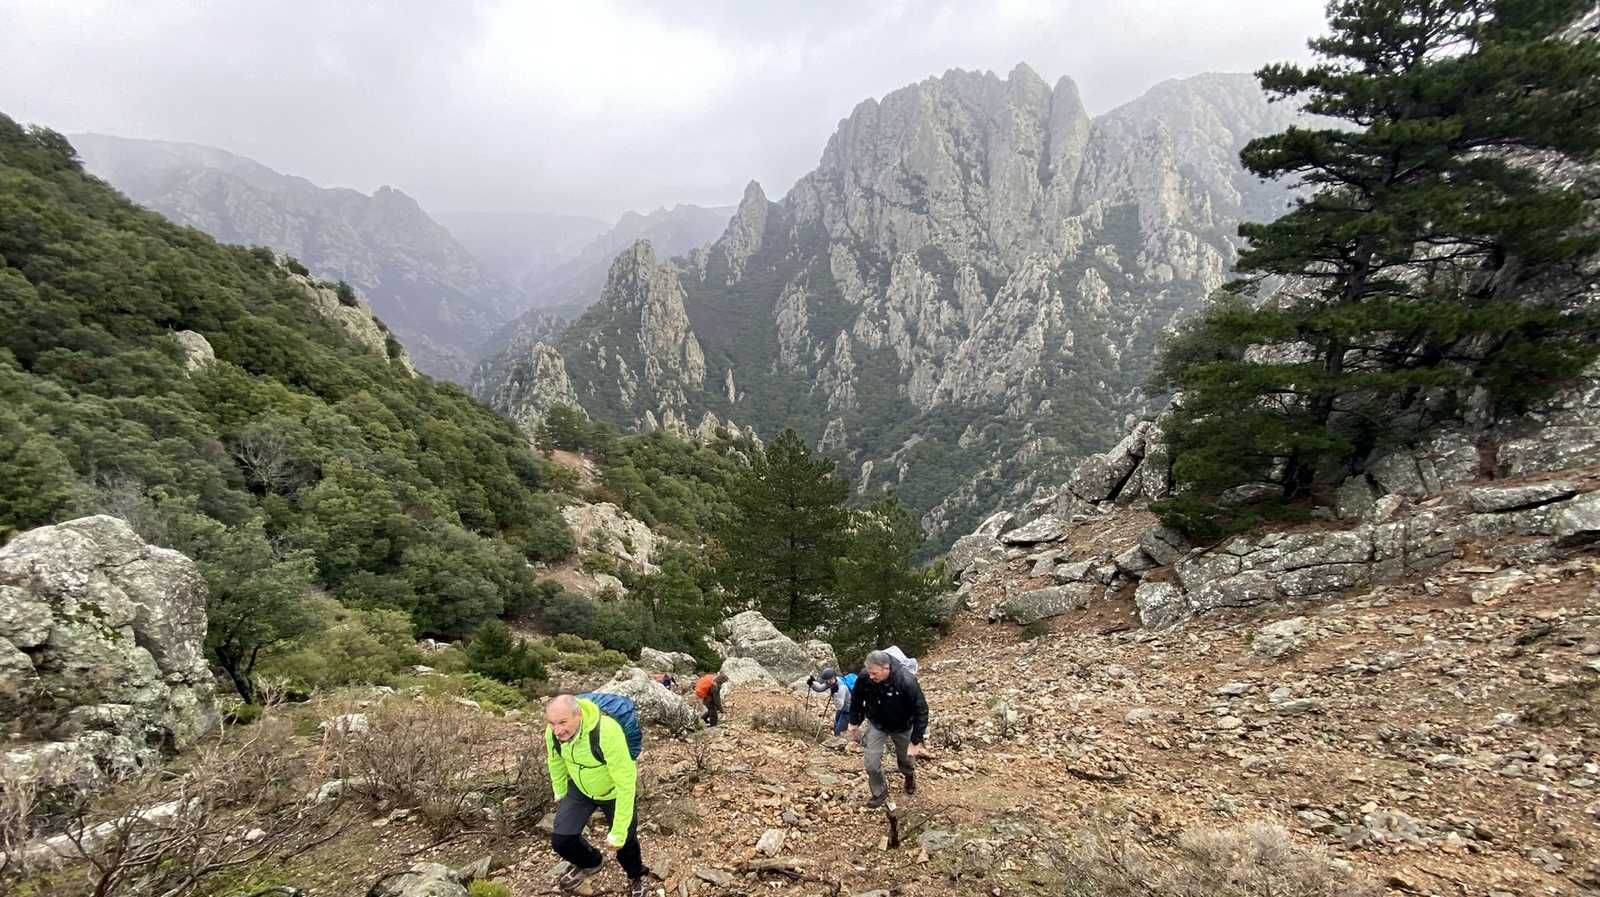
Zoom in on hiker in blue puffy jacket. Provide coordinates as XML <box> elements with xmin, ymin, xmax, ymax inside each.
<box><xmin>805</xmin><ymin>668</ymin><xmax>853</xmax><ymax>735</ymax></box>
<box><xmin>544</xmin><ymin>694</ymin><xmax>650</xmax><ymax>897</ymax></box>
<box><xmin>847</xmin><ymin>650</ymin><xmax>928</xmax><ymax>808</ymax></box>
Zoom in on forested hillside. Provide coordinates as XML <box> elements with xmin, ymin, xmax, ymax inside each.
<box><xmin>0</xmin><ymin>116</ymin><xmax>576</xmax><ymax>694</ymax></box>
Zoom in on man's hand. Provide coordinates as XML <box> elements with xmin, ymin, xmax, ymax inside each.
<box><xmin>847</xmin><ymin>724</ymin><xmax>861</xmax><ymax>743</ymax></box>
<box><xmin>908</xmin><ymin>743</ymin><xmax>927</xmax><ymax>759</ymax></box>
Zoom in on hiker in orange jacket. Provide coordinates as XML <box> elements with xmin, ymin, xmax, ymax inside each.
<box><xmin>694</xmin><ymin>672</ymin><xmax>729</xmax><ymax>726</ymax></box>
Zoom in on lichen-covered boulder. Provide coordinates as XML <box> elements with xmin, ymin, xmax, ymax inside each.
<box><xmin>998</xmin><ymin>583</ymin><xmax>1098</xmax><ymax>625</ymax></box>
<box><xmin>718</xmin><ymin>655</ymin><xmax>778</xmax><ymax>688</ymax></box>
<box><xmin>719</xmin><ymin>610</ymin><xmax>814</xmax><ymax>683</ymax></box>
<box><xmin>638</xmin><ymin>647</ymin><xmax>697</xmax><ymax>674</ymax></box>
<box><xmin>0</xmin><ymin>516</ymin><xmax>218</xmax><ymax>783</ymax></box>
<box><xmin>594</xmin><ymin>667</ymin><xmax>700</xmax><ymax>732</ymax></box>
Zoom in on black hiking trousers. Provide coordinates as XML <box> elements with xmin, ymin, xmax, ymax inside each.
<box><xmin>551</xmin><ymin>788</ymin><xmax>646</xmax><ymax>880</ymax></box>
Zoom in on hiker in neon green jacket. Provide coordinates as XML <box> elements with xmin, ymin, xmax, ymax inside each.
<box><xmin>544</xmin><ymin>694</ymin><xmax>650</xmax><ymax>896</ymax></box>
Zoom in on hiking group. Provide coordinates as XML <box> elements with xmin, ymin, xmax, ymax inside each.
<box><xmin>542</xmin><ymin>647</ymin><xmax>927</xmax><ymax>894</ymax></box>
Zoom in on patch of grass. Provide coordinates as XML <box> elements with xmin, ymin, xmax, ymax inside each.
<box><xmin>468</xmin><ymin>881</ymin><xmax>513</xmax><ymax>897</ymax></box>
<box><xmin>1020</xmin><ymin>620</ymin><xmax>1050</xmax><ymax>641</ymax></box>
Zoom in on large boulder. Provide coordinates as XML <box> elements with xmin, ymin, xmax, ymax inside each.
<box><xmin>718</xmin><ymin>656</ymin><xmax>778</xmax><ymax>688</ymax></box>
<box><xmin>367</xmin><ymin>862</ymin><xmax>484</xmax><ymax>897</ymax></box>
<box><xmin>1552</xmin><ymin>492</ymin><xmax>1600</xmax><ymax>547</ymax></box>
<box><xmin>719</xmin><ymin>611</ymin><xmax>814</xmax><ymax>683</ymax></box>
<box><xmin>998</xmin><ymin>583</ymin><xmax>1098</xmax><ymax>625</ymax></box>
<box><xmin>0</xmin><ymin>516</ymin><xmax>218</xmax><ymax>783</ymax></box>
<box><xmin>945</xmin><ymin>533</ymin><xmax>1003</xmax><ymax>582</ymax></box>
<box><xmin>1134</xmin><ymin>581</ymin><xmax>1187</xmax><ymax>629</ymax></box>
<box><xmin>594</xmin><ymin>667</ymin><xmax>700</xmax><ymax>732</ymax></box>
<box><xmin>638</xmin><ymin>647</ymin><xmax>697</xmax><ymax>674</ymax></box>
<box><xmin>803</xmin><ymin>639</ymin><xmax>839</xmax><ymax>677</ymax></box>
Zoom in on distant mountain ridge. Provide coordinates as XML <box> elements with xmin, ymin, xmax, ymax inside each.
<box><xmin>475</xmin><ymin>65</ymin><xmax>1307</xmax><ymax>548</ymax></box>
<box><xmin>72</xmin><ymin>133</ymin><xmax>527</xmax><ymax>382</ymax></box>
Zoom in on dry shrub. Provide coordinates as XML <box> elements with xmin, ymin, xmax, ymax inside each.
<box><xmin>1062</xmin><ymin>822</ymin><xmax>1379</xmax><ymax>897</ymax></box>
<box><xmin>4</xmin><ymin>716</ymin><xmax>341</xmax><ymax>897</ymax></box>
<box><xmin>750</xmin><ymin>704</ymin><xmax>827</xmax><ymax>742</ymax></box>
<box><xmin>325</xmin><ymin>696</ymin><xmax>502</xmax><ymax>837</ymax></box>
<box><xmin>482</xmin><ymin>739</ymin><xmax>554</xmax><ymax>837</ymax></box>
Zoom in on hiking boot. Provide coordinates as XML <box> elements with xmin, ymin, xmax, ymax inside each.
<box><xmin>866</xmin><ymin>794</ymin><xmax>889</xmax><ymax>809</ymax></box>
<box><xmin>558</xmin><ymin>862</ymin><xmax>601</xmax><ymax>891</ymax></box>
<box><xmin>905</xmin><ymin>770</ymin><xmax>917</xmax><ymax>795</ymax></box>
<box><xmin>628</xmin><ymin>876</ymin><xmax>650</xmax><ymax>897</ymax></box>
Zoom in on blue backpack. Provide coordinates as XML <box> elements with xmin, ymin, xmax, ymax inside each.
<box><xmin>577</xmin><ymin>692</ymin><xmax>643</xmax><ymax>762</ymax></box>
<box><xmin>841</xmin><ymin>672</ymin><xmax>858</xmax><ymax>693</ymax></box>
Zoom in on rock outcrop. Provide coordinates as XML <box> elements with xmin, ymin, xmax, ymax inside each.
<box><xmin>560</xmin><ymin>501</ymin><xmax>660</xmax><ymax>574</ymax></box>
<box><xmin>170</xmin><ymin>330</ymin><xmax>215</xmax><ymax>373</ymax></box>
<box><xmin>718</xmin><ymin>611</ymin><xmax>817</xmax><ymax>684</ymax></box>
<box><xmin>542</xmin><ymin>67</ymin><xmax>1306</xmax><ymax>549</ymax></box>
<box><xmin>0</xmin><ymin>516</ymin><xmax>218</xmax><ymax>787</ymax></box>
<box><xmin>639</xmin><ymin>648</ymin><xmax>697</xmax><ymax>674</ymax></box>
<box><xmin>470</xmin><ymin>341</ymin><xmax>584</xmax><ymax>437</ymax></box>
<box><xmin>953</xmin><ymin>358</ymin><xmax>1600</xmax><ymax>630</ymax></box>
<box><xmin>288</xmin><ymin>267</ymin><xmax>417</xmax><ymax>377</ymax></box>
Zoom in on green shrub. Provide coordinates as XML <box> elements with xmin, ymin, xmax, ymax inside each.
<box><xmin>592</xmin><ymin>600</ymin><xmax>646</xmax><ymax>655</ymax></box>
<box><xmin>466</xmin><ymin>619</ymin><xmax>545</xmax><ymax>684</ymax></box>
<box><xmin>1019</xmin><ymin>620</ymin><xmax>1050</xmax><ymax>641</ymax></box>
<box><xmin>551</xmin><ymin>633</ymin><xmax>604</xmax><ymax>655</ymax></box>
<box><xmin>257</xmin><ymin>596</ymin><xmax>418</xmax><ymax>690</ymax></box>
<box><xmin>579</xmin><ymin>553</ymin><xmax>619</xmax><ymax>576</ymax></box>
<box><xmin>403</xmin><ymin>671</ymin><xmax>527</xmax><ymax>713</ymax></box>
<box><xmin>543</xmin><ymin>592</ymin><xmax>596</xmax><ymax>638</ymax></box>
<box><xmin>284</xmin><ymin>256</ymin><xmax>310</xmax><ymax>275</ymax></box>
<box><xmin>468</xmin><ymin>882</ymin><xmax>512</xmax><ymax>897</ymax></box>
<box><xmin>225</xmin><ymin>703</ymin><xmax>264</xmax><ymax>726</ymax></box>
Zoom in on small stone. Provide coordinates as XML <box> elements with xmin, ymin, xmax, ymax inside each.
<box><xmin>755</xmin><ymin>828</ymin><xmax>786</xmax><ymax>857</ymax></box>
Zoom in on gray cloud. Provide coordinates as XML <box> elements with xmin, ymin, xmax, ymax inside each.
<box><xmin>0</xmin><ymin>0</ymin><xmax>1325</xmax><ymax>219</ymax></box>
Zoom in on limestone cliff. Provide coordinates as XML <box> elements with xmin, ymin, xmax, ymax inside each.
<box><xmin>515</xmin><ymin>66</ymin><xmax>1304</xmax><ymax>547</ymax></box>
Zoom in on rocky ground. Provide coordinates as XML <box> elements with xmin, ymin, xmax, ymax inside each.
<box><xmin>231</xmin><ymin>532</ymin><xmax>1599</xmax><ymax>897</ymax></box>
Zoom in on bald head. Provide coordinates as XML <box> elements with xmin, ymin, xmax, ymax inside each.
<box><xmin>545</xmin><ymin>694</ymin><xmax>581</xmax><ymax>742</ymax></box>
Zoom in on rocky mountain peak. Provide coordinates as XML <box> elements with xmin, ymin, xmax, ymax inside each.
<box><xmin>526</xmin><ymin>68</ymin><xmax>1311</xmax><ymax>547</ymax></box>
<box><xmin>720</xmin><ymin>180</ymin><xmax>772</xmax><ymax>283</ymax></box>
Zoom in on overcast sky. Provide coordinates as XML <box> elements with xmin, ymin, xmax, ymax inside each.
<box><xmin>0</xmin><ymin>0</ymin><xmax>1326</xmax><ymax>221</ymax></box>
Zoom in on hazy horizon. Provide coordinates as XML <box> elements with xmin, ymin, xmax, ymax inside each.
<box><xmin>1</xmin><ymin>1</ymin><xmax>1325</xmax><ymax>220</ymax></box>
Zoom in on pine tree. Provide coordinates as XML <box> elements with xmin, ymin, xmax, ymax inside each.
<box><xmin>715</xmin><ymin>428</ymin><xmax>849</xmax><ymax>633</ymax></box>
<box><xmin>466</xmin><ymin>619</ymin><xmax>545</xmax><ymax>684</ymax></box>
<box><xmin>1157</xmin><ymin>0</ymin><xmax>1600</xmax><ymax>522</ymax></box>
<box><xmin>831</xmin><ymin>496</ymin><xmax>941</xmax><ymax>664</ymax></box>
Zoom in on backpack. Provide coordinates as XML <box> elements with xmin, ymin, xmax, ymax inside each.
<box><xmin>840</xmin><ymin>672</ymin><xmax>858</xmax><ymax>693</ymax></box>
<box><xmin>576</xmin><ymin>692</ymin><xmax>643</xmax><ymax>762</ymax></box>
<box><xmin>885</xmin><ymin>645</ymin><xmax>919</xmax><ymax>677</ymax></box>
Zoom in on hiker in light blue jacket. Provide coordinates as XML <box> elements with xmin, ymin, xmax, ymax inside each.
<box><xmin>805</xmin><ymin>667</ymin><xmax>854</xmax><ymax>735</ymax></box>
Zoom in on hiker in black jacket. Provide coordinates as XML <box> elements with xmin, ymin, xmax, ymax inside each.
<box><xmin>846</xmin><ymin>650</ymin><xmax>929</xmax><ymax>808</ymax></box>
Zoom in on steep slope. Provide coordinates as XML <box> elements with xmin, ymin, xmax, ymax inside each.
<box><xmin>536</xmin><ymin>66</ymin><xmax>1303</xmax><ymax>548</ymax></box>
<box><xmin>0</xmin><ymin>116</ymin><xmax>573</xmax><ymax>643</ymax></box>
<box><xmin>72</xmin><ymin>133</ymin><xmax>524</xmax><ymax>382</ymax></box>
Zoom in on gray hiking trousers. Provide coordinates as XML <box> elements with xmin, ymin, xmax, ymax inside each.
<box><xmin>863</xmin><ymin>721</ymin><xmax>914</xmax><ymax>799</ymax></box>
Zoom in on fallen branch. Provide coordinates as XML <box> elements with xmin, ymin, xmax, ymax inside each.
<box><xmin>735</xmin><ymin>857</ymin><xmax>840</xmax><ymax>894</ymax></box>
